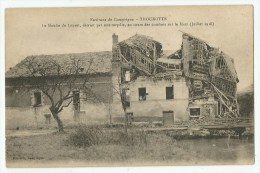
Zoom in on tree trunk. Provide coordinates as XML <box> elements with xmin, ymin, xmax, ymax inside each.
<box><xmin>124</xmin><ymin>112</ymin><xmax>128</xmax><ymax>134</ymax></box>
<box><xmin>53</xmin><ymin>112</ymin><xmax>64</xmax><ymax>132</ymax></box>
<box><xmin>50</xmin><ymin>108</ymin><xmax>64</xmax><ymax>132</ymax></box>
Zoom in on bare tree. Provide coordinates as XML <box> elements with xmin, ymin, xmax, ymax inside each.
<box><xmin>112</xmin><ymin>74</ymin><xmax>129</xmax><ymax>134</ymax></box>
<box><xmin>18</xmin><ymin>56</ymin><xmax>94</xmax><ymax>132</ymax></box>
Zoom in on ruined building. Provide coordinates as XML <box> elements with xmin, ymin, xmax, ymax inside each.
<box><xmin>5</xmin><ymin>32</ymin><xmax>239</xmax><ymax>129</ymax></box>
<box><xmin>112</xmin><ymin>32</ymin><xmax>239</xmax><ymax>124</ymax></box>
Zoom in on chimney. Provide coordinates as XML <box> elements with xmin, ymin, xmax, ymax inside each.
<box><xmin>112</xmin><ymin>33</ymin><xmax>118</xmax><ymax>45</ymax></box>
<box><xmin>153</xmin><ymin>43</ymin><xmax>157</xmax><ymax>68</ymax></box>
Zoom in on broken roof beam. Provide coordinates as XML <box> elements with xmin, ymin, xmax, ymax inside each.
<box><xmin>119</xmin><ymin>50</ymin><xmax>152</xmax><ymax>76</ymax></box>
<box><xmin>211</xmin><ymin>82</ymin><xmax>238</xmax><ymax>118</ymax></box>
<box><xmin>118</xmin><ymin>35</ymin><xmax>163</xmax><ymax>76</ymax></box>
<box><xmin>119</xmin><ymin>34</ymin><xmax>162</xmax><ymax>57</ymax></box>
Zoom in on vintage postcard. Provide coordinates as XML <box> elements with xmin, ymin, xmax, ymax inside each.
<box><xmin>5</xmin><ymin>5</ymin><xmax>254</xmax><ymax>167</ymax></box>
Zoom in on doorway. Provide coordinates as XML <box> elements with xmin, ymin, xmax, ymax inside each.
<box><xmin>163</xmin><ymin>110</ymin><xmax>174</xmax><ymax>126</ymax></box>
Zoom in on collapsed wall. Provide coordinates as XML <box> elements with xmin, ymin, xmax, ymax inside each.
<box><xmin>181</xmin><ymin>32</ymin><xmax>239</xmax><ymax>118</ymax></box>
<box><xmin>113</xmin><ymin>32</ymin><xmax>239</xmax><ymax>121</ymax></box>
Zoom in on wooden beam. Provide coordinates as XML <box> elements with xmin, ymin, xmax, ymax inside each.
<box><xmin>211</xmin><ymin>82</ymin><xmax>238</xmax><ymax>118</ymax></box>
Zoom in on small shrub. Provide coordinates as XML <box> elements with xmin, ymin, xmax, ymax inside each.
<box><xmin>68</xmin><ymin>124</ymin><xmax>103</xmax><ymax>147</ymax></box>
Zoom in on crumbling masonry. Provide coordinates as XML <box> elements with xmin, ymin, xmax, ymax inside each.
<box><xmin>112</xmin><ymin>32</ymin><xmax>239</xmax><ymax>123</ymax></box>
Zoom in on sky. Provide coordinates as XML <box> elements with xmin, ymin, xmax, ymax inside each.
<box><xmin>5</xmin><ymin>6</ymin><xmax>253</xmax><ymax>91</ymax></box>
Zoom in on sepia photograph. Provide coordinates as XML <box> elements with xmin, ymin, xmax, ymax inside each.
<box><xmin>4</xmin><ymin>5</ymin><xmax>254</xmax><ymax>167</ymax></box>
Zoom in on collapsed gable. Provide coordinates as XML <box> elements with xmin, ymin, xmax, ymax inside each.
<box><xmin>117</xmin><ymin>34</ymin><xmax>163</xmax><ymax>76</ymax></box>
<box><xmin>116</xmin><ymin>32</ymin><xmax>240</xmax><ymax>118</ymax></box>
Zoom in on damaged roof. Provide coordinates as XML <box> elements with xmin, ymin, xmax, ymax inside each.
<box><xmin>180</xmin><ymin>31</ymin><xmax>238</xmax><ymax>81</ymax></box>
<box><xmin>6</xmin><ymin>51</ymin><xmax>112</xmax><ymax>78</ymax></box>
<box><xmin>157</xmin><ymin>50</ymin><xmax>182</xmax><ymax>64</ymax></box>
<box><xmin>220</xmin><ymin>52</ymin><xmax>238</xmax><ymax>81</ymax></box>
<box><xmin>119</xmin><ymin>34</ymin><xmax>162</xmax><ymax>51</ymax></box>
<box><xmin>160</xmin><ymin>49</ymin><xmax>182</xmax><ymax>59</ymax></box>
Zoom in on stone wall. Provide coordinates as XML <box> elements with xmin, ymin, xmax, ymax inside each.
<box><xmin>125</xmin><ymin>77</ymin><xmax>189</xmax><ymax>123</ymax></box>
<box><xmin>5</xmin><ymin>74</ymin><xmax>115</xmax><ymax>129</ymax></box>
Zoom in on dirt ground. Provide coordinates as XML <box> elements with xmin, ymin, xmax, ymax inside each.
<box><xmin>6</xmin><ymin>128</ymin><xmax>254</xmax><ymax>167</ymax></box>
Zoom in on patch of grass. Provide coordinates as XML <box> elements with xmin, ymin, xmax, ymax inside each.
<box><xmin>68</xmin><ymin>124</ymin><xmax>102</xmax><ymax>147</ymax></box>
<box><xmin>6</xmin><ymin>127</ymin><xmax>255</xmax><ymax>166</ymax></box>
<box><xmin>68</xmin><ymin>125</ymin><xmax>149</xmax><ymax>147</ymax></box>
<box><xmin>101</xmin><ymin>129</ymin><xmax>148</xmax><ymax>146</ymax></box>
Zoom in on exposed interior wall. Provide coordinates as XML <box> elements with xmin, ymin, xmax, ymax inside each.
<box><xmin>180</xmin><ymin>33</ymin><xmax>239</xmax><ymax>118</ymax></box>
